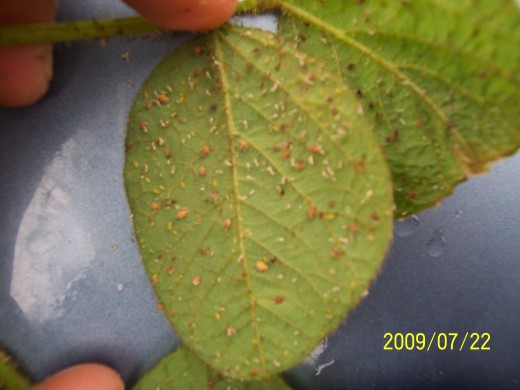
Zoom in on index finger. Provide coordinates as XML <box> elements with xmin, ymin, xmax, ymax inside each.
<box><xmin>124</xmin><ymin>0</ymin><xmax>237</xmax><ymax>31</ymax></box>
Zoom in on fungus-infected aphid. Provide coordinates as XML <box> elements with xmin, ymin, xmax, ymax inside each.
<box><xmin>226</xmin><ymin>325</ymin><xmax>236</xmax><ymax>337</ymax></box>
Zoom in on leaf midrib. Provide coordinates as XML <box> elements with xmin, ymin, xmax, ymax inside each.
<box><xmin>211</xmin><ymin>32</ymin><xmax>267</xmax><ymax>372</ymax></box>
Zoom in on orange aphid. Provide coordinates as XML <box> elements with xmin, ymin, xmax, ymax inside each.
<box><xmin>348</xmin><ymin>223</ymin><xmax>360</xmax><ymax>233</ymax></box>
<box><xmin>158</xmin><ymin>94</ymin><xmax>170</xmax><ymax>103</ymax></box>
<box><xmin>151</xmin><ymin>202</ymin><xmax>160</xmax><ymax>210</ymax></box>
<box><xmin>176</xmin><ymin>209</ymin><xmax>189</xmax><ymax>220</ymax></box>
<box><xmin>199</xmin><ymin>166</ymin><xmax>207</xmax><ymax>176</ymax></box>
<box><xmin>239</xmin><ymin>139</ymin><xmax>249</xmax><ymax>151</ymax></box>
<box><xmin>192</xmin><ymin>275</ymin><xmax>201</xmax><ymax>286</ymax></box>
<box><xmin>307</xmin><ymin>205</ymin><xmax>316</xmax><ymax>220</ymax></box>
<box><xmin>309</xmin><ymin>144</ymin><xmax>323</xmax><ymax>154</ymax></box>
<box><xmin>201</xmin><ymin>145</ymin><xmax>211</xmax><ymax>157</ymax></box>
<box><xmin>223</xmin><ymin>218</ymin><xmax>232</xmax><ymax>230</ymax></box>
<box><xmin>256</xmin><ymin>261</ymin><xmax>269</xmax><ymax>272</ymax></box>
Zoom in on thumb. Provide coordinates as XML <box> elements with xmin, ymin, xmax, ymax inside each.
<box><xmin>32</xmin><ymin>364</ymin><xmax>124</xmax><ymax>390</ymax></box>
<box><xmin>124</xmin><ymin>0</ymin><xmax>237</xmax><ymax>31</ymax></box>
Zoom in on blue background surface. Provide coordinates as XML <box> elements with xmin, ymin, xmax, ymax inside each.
<box><xmin>1</xmin><ymin>2</ymin><xmax>519</xmax><ymax>389</ymax></box>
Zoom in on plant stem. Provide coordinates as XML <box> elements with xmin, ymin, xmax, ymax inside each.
<box><xmin>0</xmin><ymin>0</ymin><xmax>275</xmax><ymax>47</ymax></box>
<box><xmin>0</xmin><ymin>17</ymin><xmax>163</xmax><ymax>46</ymax></box>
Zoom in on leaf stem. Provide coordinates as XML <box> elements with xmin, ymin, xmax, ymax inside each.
<box><xmin>0</xmin><ymin>17</ymin><xmax>164</xmax><ymax>46</ymax></box>
<box><xmin>0</xmin><ymin>1</ymin><xmax>276</xmax><ymax>47</ymax></box>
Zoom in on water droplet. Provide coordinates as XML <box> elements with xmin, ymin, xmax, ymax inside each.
<box><xmin>427</xmin><ymin>229</ymin><xmax>447</xmax><ymax>257</ymax></box>
<box><xmin>394</xmin><ymin>215</ymin><xmax>420</xmax><ymax>237</ymax></box>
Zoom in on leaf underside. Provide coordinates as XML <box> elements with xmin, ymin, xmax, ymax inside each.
<box><xmin>125</xmin><ymin>23</ymin><xmax>393</xmax><ymax>379</ymax></box>
<box><xmin>125</xmin><ymin>0</ymin><xmax>520</xmax><ymax>383</ymax></box>
<box><xmin>133</xmin><ymin>347</ymin><xmax>290</xmax><ymax>389</ymax></box>
<box><xmin>272</xmin><ymin>0</ymin><xmax>520</xmax><ymax>216</ymax></box>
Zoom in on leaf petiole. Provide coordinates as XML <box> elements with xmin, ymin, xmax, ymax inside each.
<box><xmin>0</xmin><ymin>1</ymin><xmax>273</xmax><ymax>47</ymax></box>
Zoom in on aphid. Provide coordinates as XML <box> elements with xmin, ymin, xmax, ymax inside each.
<box><xmin>176</xmin><ymin>209</ymin><xmax>189</xmax><ymax>220</ymax></box>
<box><xmin>307</xmin><ymin>205</ymin><xmax>316</xmax><ymax>220</ymax></box>
<box><xmin>309</xmin><ymin>144</ymin><xmax>323</xmax><ymax>154</ymax></box>
<box><xmin>330</xmin><ymin>248</ymin><xmax>344</xmax><ymax>258</ymax></box>
<box><xmin>370</xmin><ymin>212</ymin><xmax>380</xmax><ymax>221</ymax></box>
<box><xmin>256</xmin><ymin>261</ymin><xmax>269</xmax><ymax>272</ymax></box>
<box><xmin>328</xmin><ymin>199</ymin><xmax>337</xmax><ymax>208</ymax></box>
<box><xmin>274</xmin><ymin>295</ymin><xmax>284</xmax><ymax>304</ymax></box>
<box><xmin>158</xmin><ymin>94</ymin><xmax>170</xmax><ymax>103</ymax></box>
<box><xmin>294</xmin><ymin>158</ymin><xmax>304</xmax><ymax>171</ymax></box>
<box><xmin>407</xmin><ymin>190</ymin><xmax>417</xmax><ymax>199</ymax></box>
<box><xmin>201</xmin><ymin>145</ymin><xmax>211</xmax><ymax>157</ymax></box>
<box><xmin>163</xmin><ymin>147</ymin><xmax>171</xmax><ymax>159</ymax></box>
<box><xmin>199</xmin><ymin>166</ymin><xmax>207</xmax><ymax>177</ymax></box>
<box><xmin>210</xmin><ymin>192</ymin><xmax>219</xmax><ymax>203</ymax></box>
<box><xmin>150</xmin><ymin>202</ymin><xmax>160</xmax><ymax>210</ymax></box>
<box><xmin>223</xmin><ymin>218</ymin><xmax>232</xmax><ymax>230</ymax></box>
<box><xmin>355</xmin><ymin>161</ymin><xmax>365</xmax><ymax>174</ymax></box>
<box><xmin>139</xmin><ymin>121</ymin><xmax>148</xmax><ymax>132</ymax></box>
<box><xmin>348</xmin><ymin>224</ymin><xmax>359</xmax><ymax>233</ymax></box>
<box><xmin>239</xmin><ymin>139</ymin><xmax>249</xmax><ymax>151</ymax></box>
<box><xmin>281</xmin><ymin>149</ymin><xmax>291</xmax><ymax>160</ymax></box>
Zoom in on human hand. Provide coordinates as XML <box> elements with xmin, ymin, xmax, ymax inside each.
<box><xmin>0</xmin><ymin>0</ymin><xmax>237</xmax><ymax>108</ymax></box>
<box><xmin>31</xmin><ymin>363</ymin><xmax>124</xmax><ymax>390</ymax></box>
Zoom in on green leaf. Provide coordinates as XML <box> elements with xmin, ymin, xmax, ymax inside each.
<box><xmin>133</xmin><ymin>347</ymin><xmax>291</xmax><ymax>389</ymax></box>
<box><xmin>273</xmin><ymin>0</ymin><xmax>520</xmax><ymax>215</ymax></box>
<box><xmin>125</xmin><ymin>25</ymin><xmax>393</xmax><ymax>379</ymax></box>
<box><xmin>0</xmin><ymin>351</ymin><xmax>31</xmax><ymax>390</ymax></box>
